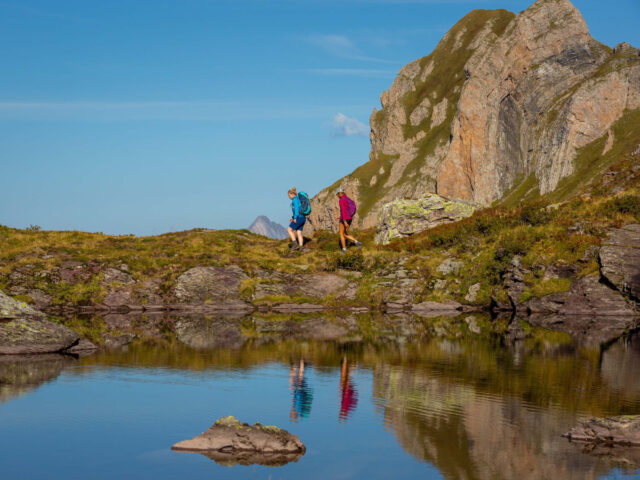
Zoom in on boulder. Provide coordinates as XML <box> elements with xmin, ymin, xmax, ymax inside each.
<box><xmin>172</xmin><ymin>416</ymin><xmax>305</xmax><ymax>466</ymax></box>
<box><xmin>599</xmin><ymin>224</ymin><xmax>640</xmax><ymax>301</ymax></box>
<box><xmin>0</xmin><ymin>290</ymin><xmax>79</xmax><ymax>354</ymax></box>
<box><xmin>375</xmin><ymin>194</ymin><xmax>476</xmax><ymax>245</ymax></box>
<box><xmin>174</xmin><ymin>266</ymin><xmax>248</xmax><ymax>303</ymax></box>
<box><xmin>524</xmin><ymin>276</ymin><xmax>636</xmax><ymax>316</ymax></box>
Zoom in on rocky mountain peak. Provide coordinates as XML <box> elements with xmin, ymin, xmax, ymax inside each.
<box><xmin>307</xmin><ymin>0</ymin><xmax>639</xmax><ymax>233</ymax></box>
<box><xmin>248</xmin><ymin>215</ymin><xmax>288</xmax><ymax>240</ymax></box>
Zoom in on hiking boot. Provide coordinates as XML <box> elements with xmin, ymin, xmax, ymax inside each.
<box><xmin>288</xmin><ymin>242</ymin><xmax>296</xmax><ymax>250</ymax></box>
<box><xmin>340</xmin><ymin>248</ymin><xmax>347</xmax><ymax>254</ymax></box>
<box><xmin>355</xmin><ymin>241</ymin><xmax>363</xmax><ymax>250</ymax></box>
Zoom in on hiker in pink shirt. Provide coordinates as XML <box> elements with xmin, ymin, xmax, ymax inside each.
<box><xmin>336</xmin><ymin>187</ymin><xmax>362</xmax><ymax>253</ymax></box>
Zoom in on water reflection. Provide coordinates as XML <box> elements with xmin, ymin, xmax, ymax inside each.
<box><xmin>289</xmin><ymin>359</ymin><xmax>313</xmax><ymax>422</ymax></box>
<box><xmin>339</xmin><ymin>356</ymin><xmax>358</xmax><ymax>422</ymax></box>
<box><xmin>0</xmin><ymin>354</ymin><xmax>75</xmax><ymax>404</ymax></box>
<box><xmin>2</xmin><ymin>313</ymin><xmax>640</xmax><ymax>479</ymax></box>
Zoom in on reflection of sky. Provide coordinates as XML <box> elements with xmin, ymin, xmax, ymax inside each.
<box><xmin>0</xmin><ymin>363</ymin><xmax>443</xmax><ymax>480</ymax></box>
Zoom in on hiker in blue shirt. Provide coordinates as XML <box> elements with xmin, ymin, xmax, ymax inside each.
<box><xmin>287</xmin><ymin>187</ymin><xmax>306</xmax><ymax>250</ymax></box>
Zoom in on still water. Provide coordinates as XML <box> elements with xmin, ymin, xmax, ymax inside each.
<box><xmin>1</xmin><ymin>325</ymin><xmax>640</xmax><ymax>479</ymax></box>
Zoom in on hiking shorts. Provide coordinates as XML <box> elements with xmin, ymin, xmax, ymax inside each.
<box><xmin>289</xmin><ymin>215</ymin><xmax>306</xmax><ymax>231</ymax></box>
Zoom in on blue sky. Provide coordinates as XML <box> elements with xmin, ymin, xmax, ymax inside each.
<box><xmin>1</xmin><ymin>0</ymin><xmax>639</xmax><ymax>235</ymax></box>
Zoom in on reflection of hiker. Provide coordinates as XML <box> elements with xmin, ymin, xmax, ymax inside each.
<box><xmin>336</xmin><ymin>188</ymin><xmax>362</xmax><ymax>253</ymax></box>
<box><xmin>289</xmin><ymin>359</ymin><xmax>313</xmax><ymax>422</ymax></box>
<box><xmin>339</xmin><ymin>356</ymin><xmax>358</xmax><ymax>421</ymax></box>
<box><xmin>287</xmin><ymin>187</ymin><xmax>311</xmax><ymax>251</ymax></box>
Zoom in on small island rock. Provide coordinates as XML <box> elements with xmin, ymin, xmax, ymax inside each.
<box><xmin>172</xmin><ymin>416</ymin><xmax>305</xmax><ymax>466</ymax></box>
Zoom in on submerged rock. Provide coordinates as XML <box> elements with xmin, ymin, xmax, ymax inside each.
<box><xmin>172</xmin><ymin>416</ymin><xmax>305</xmax><ymax>466</ymax></box>
<box><xmin>375</xmin><ymin>194</ymin><xmax>476</xmax><ymax>245</ymax></box>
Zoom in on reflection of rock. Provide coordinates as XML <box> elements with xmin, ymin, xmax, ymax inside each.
<box><xmin>0</xmin><ymin>354</ymin><xmax>75</xmax><ymax>403</ymax></box>
<box><xmin>527</xmin><ymin>314</ymin><xmax>635</xmax><ymax>346</ymax></box>
<box><xmin>372</xmin><ymin>354</ymin><xmax>614</xmax><ymax>479</ymax></box>
<box><xmin>174</xmin><ymin>316</ymin><xmax>245</xmax><ymax>349</ymax></box>
<box><xmin>601</xmin><ymin>334</ymin><xmax>640</xmax><ymax>395</ymax></box>
<box><xmin>172</xmin><ymin>416</ymin><xmax>305</xmax><ymax>467</ymax></box>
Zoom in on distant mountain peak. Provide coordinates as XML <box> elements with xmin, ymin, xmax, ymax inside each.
<box><xmin>248</xmin><ymin>216</ymin><xmax>288</xmax><ymax>240</ymax></box>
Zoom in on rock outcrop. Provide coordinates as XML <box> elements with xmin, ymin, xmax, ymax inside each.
<box><xmin>248</xmin><ymin>216</ymin><xmax>288</xmax><ymax>240</ymax></box>
<box><xmin>172</xmin><ymin>416</ymin><xmax>305</xmax><ymax>466</ymax></box>
<box><xmin>375</xmin><ymin>194</ymin><xmax>476</xmax><ymax>244</ymax></box>
<box><xmin>599</xmin><ymin>223</ymin><xmax>640</xmax><ymax>300</ymax></box>
<box><xmin>0</xmin><ymin>290</ymin><xmax>79</xmax><ymax>355</ymax></box>
<box><xmin>174</xmin><ymin>266</ymin><xmax>249</xmax><ymax>304</ymax></box>
<box><xmin>308</xmin><ymin>0</ymin><xmax>640</xmax><ymax>232</ymax></box>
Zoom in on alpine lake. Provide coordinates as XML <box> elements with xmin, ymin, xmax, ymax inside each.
<box><xmin>1</xmin><ymin>312</ymin><xmax>640</xmax><ymax>480</ymax></box>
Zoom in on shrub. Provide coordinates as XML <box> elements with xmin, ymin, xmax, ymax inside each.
<box><xmin>600</xmin><ymin>195</ymin><xmax>640</xmax><ymax>219</ymax></box>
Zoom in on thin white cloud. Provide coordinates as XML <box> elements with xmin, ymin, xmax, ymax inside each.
<box><xmin>330</xmin><ymin>113</ymin><xmax>369</xmax><ymax>137</ymax></box>
<box><xmin>305</xmin><ymin>34</ymin><xmax>396</xmax><ymax>64</ymax></box>
<box><xmin>305</xmin><ymin>68</ymin><xmax>396</xmax><ymax>78</ymax></box>
<box><xmin>0</xmin><ymin>101</ymin><xmax>373</xmax><ymax>121</ymax></box>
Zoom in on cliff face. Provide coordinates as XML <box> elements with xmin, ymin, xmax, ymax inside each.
<box><xmin>308</xmin><ymin>0</ymin><xmax>640</xmax><ymax>232</ymax></box>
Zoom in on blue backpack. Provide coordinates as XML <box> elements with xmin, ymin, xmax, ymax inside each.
<box><xmin>298</xmin><ymin>192</ymin><xmax>312</xmax><ymax>216</ymax></box>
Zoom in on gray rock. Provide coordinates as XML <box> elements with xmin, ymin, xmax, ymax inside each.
<box><xmin>63</xmin><ymin>339</ymin><xmax>99</xmax><ymax>355</ymax></box>
<box><xmin>174</xmin><ymin>266</ymin><xmax>248</xmax><ymax>303</ymax></box>
<box><xmin>437</xmin><ymin>258</ymin><xmax>465</xmax><ymax>275</ymax></box>
<box><xmin>464</xmin><ymin>283</ymin><xmax>481</xmax><ymax>302</ymax></box>
<box><xmin>172</xmin><ymin>416</ymin><xmax>305</xmax><ymax>466</ymax></box>
<box><xmin>101</xmin><ymin>267</ymin><xmax>135</xmax><ymax>285</ymax></box>
<box><xmin>564</xmin><ymin>416</ymin><xmax>640</xmax><ymax>446</ymax></box>
<box><xmin>599</xmin><ymin>224</ymin><xmax>640</xmax><ymax>301</ymax></box>
<box><xmin>411</xmin><ymin>300</ymin><xmax>462</xmax><ymax>312</ymax></box>
<box><xmin>525</xmin><ymin>276</ymin><xmax>636</xmax><ymax>316</ymax></box>
<box><xmin>0</xmin><ymin>316</ymin><xmax>79</xmax><ymax>354</ymax></box>
<box><xmin>376</xmin><ymin>194</ymin><xmax>477</xmax><ymax>245</ymax></box>
<box><xmin>0</xmin><ymin>290</ymin><xmax>42</xmax><ymax>319</ymax></box>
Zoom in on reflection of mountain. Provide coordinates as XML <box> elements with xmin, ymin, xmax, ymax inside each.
<box><xmin>372</xmin><ymin>354</ymin><xmax>612</xmax><ymax>479</ymax></box>
<box><xmin>0</xmin><ymin>354</ymin><xmax>75</xmax><ymax>404</ymax></box>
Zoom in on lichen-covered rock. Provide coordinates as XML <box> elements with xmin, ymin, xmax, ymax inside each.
<box><xmin>0</xmin><ymin>290</ymin><xmax>42</xmax><ymax>319</ymax></box>
<box><xmin>0</xmin><ymin>316</ymin><xmax>79</xmax><ymax>355</ymax></box>
<box><xmin>375</xmin><ymin>194</ymin><xmax>476</xmax><ymax>244</ymax></box>
<box><xmin>0</xmin><ymin>290</ymin><xmax>80</xmax><ymax>355</ymax></box>
<box><xmin>599</xmin><ymin>224</ymin><xmax>640</xmax><ymax>301</ymax></box>
<box><xmin>174</xmin><ymin>266</ymin><xmax>248</xmax><ymax>303</ymax></box>
<box><xmin>172</xmin><ymin>415</ymin><xmax>305</xmax><ymax>466</ymax></box>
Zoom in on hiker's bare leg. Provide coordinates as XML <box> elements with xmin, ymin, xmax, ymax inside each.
<box><xmin>287</xmin><ymin>227</ymin><xmax>296</xmax><ymax>242</ymax></box>
<box><xmin>343</xmin><ymin>224</ymin><xmax>357</xmax><ymax>244</ymax></box>
<box><xmin>296</xmin><ymin>230</ymin><xmax>304</xmax><ymax>247</ymax></box>
<box><xmin>339</xmin><ymin>222</ymin><xmax>347</xmax><ymax>249</ymax></box>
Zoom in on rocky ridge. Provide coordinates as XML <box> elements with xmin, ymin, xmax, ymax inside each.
<box><xmin>308</xmin><ymin>0</ymin><xmax>640</xmax><ymax>232</ymax></box>
<box><xmin>248</xmin><ymin>215</ymin><xmax>288</xmax><ymax>240</ymax></box>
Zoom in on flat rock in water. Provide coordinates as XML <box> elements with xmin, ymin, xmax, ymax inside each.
<box><xmin>564</xmin><ymin>416</ymin><xmax>640</xmax><ymax>465</ymax></box>
<box><xmin>172</xmin><ymin>416</ymin><xmax>305</xmax><ymax>466</ymax></box>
